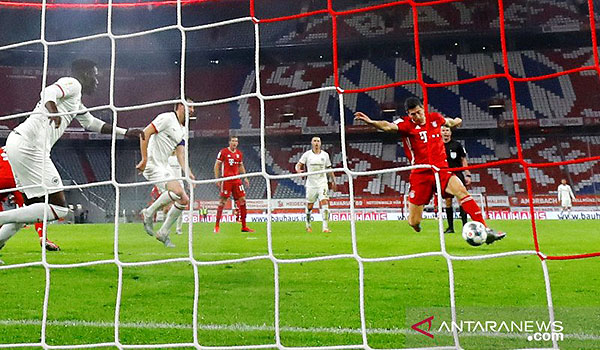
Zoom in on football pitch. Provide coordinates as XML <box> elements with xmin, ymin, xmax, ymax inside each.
<box><xmin>0</xmin><ymin>219</ymin><xmax>598</xmax><ymax>350</ymax></box>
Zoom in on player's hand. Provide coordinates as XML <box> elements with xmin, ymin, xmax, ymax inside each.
<box><xmin>136</xmin><ymin>159</ymin><xmax>147</xmax><ymax>172</ymax></box>
<box><xmin>244</xmin><ymin>178</ymin><xmax>250</xmax><ymax>187</ymax></box>
<box><xmin>354</xmin><ymin>112</ymin><xmax>372</xmax><ymax>124</ymax></box>
<box><xmin>329</xmin><ymin>181</ymin><xmax>336</xmax><ymax>192</ymax></box>
<box><xmin>215</xmin><ymin>180</ymin><xmax>221</xmax><ymax>188</ymax></box>
<box><xmin>125</xmin><ymin>128</ymin><xmax>144</xmax><ymax>140</ymax></box>
<box><xmin>49</xmin><ymin>116</ymin><xmax>61</xmax><ymax>128</ymax></box>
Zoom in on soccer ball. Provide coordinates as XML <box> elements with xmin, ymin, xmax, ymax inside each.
<box><xmin>462</xmin><ymin>221</ymin><xmax>488</xmax><ymax>246</ymax></box>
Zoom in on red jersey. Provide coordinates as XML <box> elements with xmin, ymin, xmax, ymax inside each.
<box><xmin>393</xmin><ymin>112</ymin><xmax>449</xmax><ymax>171</ymax></box>
<box><xmin>217</xmin><ymin>147</ymin><xmax>243</xmax><ymax>178</ymax></box>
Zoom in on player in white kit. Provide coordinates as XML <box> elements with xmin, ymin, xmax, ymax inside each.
<box><xmin>295</xmin><ymin>136</ymin><xmax>336</xmax><ymax>233</ymax></box>
<box><xmin>557</xmin><ymin>178</ymin><xmax>575</xmax><ymax>216</ymax></box>
<box><xmin>0</xmin><ymin>59</ymin><xmax>142</xmax><ymax>247</ymax></box>
<box><xmin>137</xmin><ymin>98</ymin><xmax>195</xmax><ymax>247</ymax></box>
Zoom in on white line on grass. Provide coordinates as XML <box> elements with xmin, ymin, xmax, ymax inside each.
<box><xmin>0</xmin><ymin>319</ymin><xmax>598</xmax><ymax>341</ymax></box>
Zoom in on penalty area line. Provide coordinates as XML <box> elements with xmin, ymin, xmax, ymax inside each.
<box><xmin>0</xmin><ymin>319</ymin><xmax>598</xmax><ymax>341</ymax></box>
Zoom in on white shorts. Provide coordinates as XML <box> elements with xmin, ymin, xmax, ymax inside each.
<box><xmin>306</xmin><ymin>186</ymin><xmax>329</xmax><ymax>204</ymax></box>
<box><xmin>143</xmin><ymin>163</ymin><xmax>176</xmax><ymax>194</ymax></box>
<box><xmin>5</xmin><ymin>132</ymin><xmax>63</xmax><ymax>199</ymax></box>
<box><xmin>561</xmin><ymin>198</ymin><xmax>572</xmax><ymax>208</ymax></box>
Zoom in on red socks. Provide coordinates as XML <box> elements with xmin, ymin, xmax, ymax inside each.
<box><xmin>240</xmin><ymin>202</ymin><xmax>247</xmax><ymax>228</ymax></box>
<box><xmin>35</xmin><ymin>222</ymin><xmax>44</xmax><ymax>238</ymax></box>
<box><xmin>460</xmin><ymin>195</ymin><xmax>486</xmax><ymax>226</ymax></box>
<box><xmin>215</xmin><ymin>205</ymin><xmax>224</xmax><ymax>227</ymax></box>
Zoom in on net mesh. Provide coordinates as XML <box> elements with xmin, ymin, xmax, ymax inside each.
<box><xmin>0</xmin><ymin>0</ymin><xmax>598</xmax><ymax>349</ymax></box>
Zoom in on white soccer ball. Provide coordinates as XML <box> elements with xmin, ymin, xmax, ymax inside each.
<box><xmin>462</xmin><ymin>221</ymin><xmax>488</xmax><ymax>246</ymax></box>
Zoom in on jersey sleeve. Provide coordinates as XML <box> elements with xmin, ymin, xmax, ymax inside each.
<box><xmin>150</xmin><ymin>113</ymin><xmax>169</xmax><ymax>133</ymax></box>
<box><xmin>393</xmin><ymin>117</ymin><xmax>410</xmax><ymax>134</ymax></box>
<box><xmin>216</xmin><ymin>149</ymin><xmax>224</xmax><ymax>162</ymax></box>
<box><xmin>325</xmin><ymin>152</ymin><xmax>332</xmax><ymax>168</ymax></box>
<box><xmin>298</xmin><ymin>151</ymin><xmax>308</xmax><ymax>165</ymax></box>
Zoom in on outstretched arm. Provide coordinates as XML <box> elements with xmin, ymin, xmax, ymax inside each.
<box><xmin>445</xmin><ymin>117</ymin><xmax>462</xmax><ymax>128</ymax></box>
<box><xmin>354</xmin><ymin>112</ymin><xmax>399</xmax><ymax>132</ymax></box>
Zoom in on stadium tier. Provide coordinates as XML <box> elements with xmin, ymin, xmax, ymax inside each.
<box><xmin>3</xmin><ymin>47</ymin><xmax>600</xmax><ymax>130</ymax></box>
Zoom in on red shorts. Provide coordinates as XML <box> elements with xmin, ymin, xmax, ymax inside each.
<box><xmin>220</xmin><ymin>180</ymin><xmax>246</xmax><ymax>200</ymax></box>
<box><xmin>0</xmin><ymin>152</ymin><xmax>24</xmax><ymax>207</ymax></box>
<box><xmin>407</xmin><ymin>170</ymin><xmax>454</xmax><ymax>206</ymax></box>
<box><xmin>150</xmin><ymin>186</ymin><xmax>161</xmax><ymax>200</ymax></box>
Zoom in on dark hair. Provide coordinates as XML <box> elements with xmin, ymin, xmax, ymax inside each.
<box><xmin>404</xmin><ymin>97</ymin><xmax>423</xmax><ymax>112</ymax></box>
<box><xmin>71</xmin><ymin>59</ymin><xmax>97</xmax><ymax>77</ymax></box>
<box><xmin>229</xmin><ymin>135</ymin><xmax>239</xmax><ymax>140</ymax></box>
<box><xmin>174</xmin><ymin>96</ymin><xmax>194</xmax><ymax>110</ymax></box>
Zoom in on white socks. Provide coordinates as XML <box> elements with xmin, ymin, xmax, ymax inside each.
<box><xmin>0</xmin><ymin>203</ymin><xmax>68</xmax><ymax>225</ymax></box>
<box><xmin>322</xmin><ymin>204</ymin><xmax>329</xmax><ymax>230</ymax></box>
<box><xmin>146</xmin><ymin>191</ymin><xmax>175</xmax><ymax>216</ymax></box>
<box><xmin>159</xmin><ymin>204</ymin><xmax>184</xmax><ymax>235</ymax></box>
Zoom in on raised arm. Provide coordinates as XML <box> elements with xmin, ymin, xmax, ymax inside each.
<box><xmin>354</xmin><ymin>112</ymin><xmax>398</xmax><ymax>133</ymax></box>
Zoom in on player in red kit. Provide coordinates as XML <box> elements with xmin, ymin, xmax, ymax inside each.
<box><xmin>0</xmin><ymin>148</ymin><xmax>60</xmax><ymax>251</ymax></box>
<box><xmin>213</xmin><ymin>136</ymin><xmax>254</xmax><ymax>233</ymax></box>
<box><xmin>354</xmin><ymin>97</ymin><xmax>505</xmax><ymax>244</ymax></box>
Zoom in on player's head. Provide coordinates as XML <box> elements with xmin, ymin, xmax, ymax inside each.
<box><xmin>311</xmin><ymin>136</ymin><xmax>321</xmax><ymax>151</ymax></box>
<box><xmin>561</xmin><ymin>178</ymin><xmax>567</xmax><ymax>185</ymax></box>
<box><xmin>229</xmin><ymin>136</ymin><xmax>239</xmax><ymax>150</ymax></box>
<box><xmin>71</xmin><ymin>59</ymin><xmax>98</xmax><ymax>95</ymax></box>
<box><xmin>441</xmin><ymin>125</ymin><xmax>452</xmax><ymax>143</ymax></box>
<box><xmin>174</xmin><ymin>97</ymin><xmax>195</xmax><ymax>124</ymax></box>
<box><xmin>404</xmin><ymin>97</ymin><xmax>425</xmax><ymax>124</ymax></box>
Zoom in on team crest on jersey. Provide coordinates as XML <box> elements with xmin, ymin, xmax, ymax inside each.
<box><xmin>432</xmin><ymin>121</ymin><xmax>438</xmax><ymax>128</ymax></box>
<box><xmin>450</xmin><ymin>151</ymin><xmax>457</xmax><ymax>159</ymax></box>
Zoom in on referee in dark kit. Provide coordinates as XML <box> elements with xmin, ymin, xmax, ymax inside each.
<box><xmin>441</xmin><ymin>125</ymin><xmax>471</xmax><ymax>233</ymax></box>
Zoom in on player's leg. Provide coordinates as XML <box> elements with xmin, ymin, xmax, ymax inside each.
<box><xmin>215</xmin><ymin>181</ymin><xmax>230</xmax><ymax>233</ymax></box>
<box><xmin>10</xmin><ymin>190</ymin><xmax>57</xmax><ymax>250</ymax></box>
<box><xmin>320</xmin><ymin>199</ymin><xmax>331</xmax><ymax>233</ymax></box>
<box><xmin>406</xmin><ymin>172</ymin><xmax>434</xmax><ymax>232</ymax></box>
<box><xmin>445</xmin><ymin>174</ymin><xmax>505</xmax><ymax>243</ymax></box>
<box><xmin>407</xmin><ymin>203</ymin><xmax>425</xmax><ymax>232</ymax></box>
<box><xmin>305</xmin><ymin>187</ymin><xmax>318</xmax><ymax>232</ymax></box>
<box><xmin>445</xmin><ymin>175</ymin><xmax>485</xmax><ymax>224</ymax></box>
<box><xmin>459</xmin><ymin>206</ymin><xmax>468</xmax><ymax>227</ymax></box>
<box><xmin>318</xmin><ymin>186</ymin><xmax>331</xmax><ymax>233</ymax></box>
<box><xmin>155</xmin><ymin>180</ymin><xmax>189</xmax><ymax>247</ymax></box>
<box><xmin>140</xmin><ymin>169</ymin><xmax>172</xmax><ymax>236</ymax></box>
<box><xmin>233</xmin><ymin>182</ymin><xmax>253</xmax><ymax>232</ymax></box>
<box><xmin>444</xmin><ymin>197</ymin><xmax>454</xmax><ymax>233</ymax></box>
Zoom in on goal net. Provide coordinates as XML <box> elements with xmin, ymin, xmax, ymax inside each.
<box><xmin>1</xmin><ymin>0</ymin><xmax>599</xmax><ymax>349</ymax></box>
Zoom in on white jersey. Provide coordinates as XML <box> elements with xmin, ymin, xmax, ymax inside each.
<box><xmin>147</xmin><ymin>112</ymin><xmax>186</xmax><ymax>169</ymax></box>
<box><xmin>299</xmin><ymin>150</ymin><xmax>332</xmax><ymax>188</ymax></box>
<box><xmin>14</xmin><ymin>77</ymin><xmax>104</xmax><ymax>153</ymax></box>
<box><xmin>168</xmin><ymin>154</ymin><xmax>182</xmax><ymax>178</ymax></box>
<box><xmin>557</xmin><ymin>184</ymin><xmax>575</xmax><ymax>203</ymax></box>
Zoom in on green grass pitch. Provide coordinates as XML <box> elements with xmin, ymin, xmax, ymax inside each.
<box><xmin>0</xmin><ymin>219</ymin><xmax>598</xmax><ymax>349</ymax></box>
